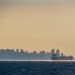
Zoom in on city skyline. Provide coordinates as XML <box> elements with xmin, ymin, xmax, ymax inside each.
<box><xmin>0</xmin><ymin>1</ymin><xmax>75</xmax><ymax>56</ymax></box>
<box><xmin>0</xmin><ymin>48</ymin><xmax>73</xmax><ymax>60</ymax></box>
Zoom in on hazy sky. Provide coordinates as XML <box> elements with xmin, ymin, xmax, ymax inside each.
<box><xmin>0</xmin><ymin>0</ymin><xmax>75</xmax><ymax>56</ymax></box>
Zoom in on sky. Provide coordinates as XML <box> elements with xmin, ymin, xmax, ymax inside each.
<box><xmin>0</xmin><ymin>0</ymin><xmax>75</xmax><ymax>56</ymax></box>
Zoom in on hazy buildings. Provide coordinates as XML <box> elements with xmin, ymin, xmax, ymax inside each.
<box><xmin>0</xmin><ymin>49</ymin><xmax>74</xmax><ymax>60</ymax></box>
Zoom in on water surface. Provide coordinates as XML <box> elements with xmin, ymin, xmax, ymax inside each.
<box><xmin>0</xmin><ymin>61</ymin><xmax>75</xmax><ymax>75</ymax></box>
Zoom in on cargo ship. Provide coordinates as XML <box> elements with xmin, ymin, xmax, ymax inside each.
<box><xmin>50</xmin><ymin>49</ymin><xmax>74</xmax><ymax>60</ymax></box>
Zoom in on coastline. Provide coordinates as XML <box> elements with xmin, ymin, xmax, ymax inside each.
<box><xmin>0</xmin><ymin>59</ymin><xmax>75</xmax><ymax>62</ymax></box>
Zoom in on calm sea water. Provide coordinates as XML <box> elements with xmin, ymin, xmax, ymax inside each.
<box><xmin>0</xmin><ymin>61</ymin><xmax>75</xmax><ymax>75</ymax></box>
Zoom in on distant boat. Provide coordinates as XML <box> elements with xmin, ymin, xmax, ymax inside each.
<box><xmin>51</xmin><ymin>56</ymin><xmax>74</xmax><ymax>60</ymax></box>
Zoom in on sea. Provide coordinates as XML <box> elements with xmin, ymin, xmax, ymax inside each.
<box><xmin>0</xmin><ymin>60</ymin><xmax>75</xmax><ymax>75</ymax></box>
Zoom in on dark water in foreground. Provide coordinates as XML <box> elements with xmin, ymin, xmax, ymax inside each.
<box><xmin>0</xmin><ymin>61</ymin><xmax>75</xmax><ymax>75</ymax></box>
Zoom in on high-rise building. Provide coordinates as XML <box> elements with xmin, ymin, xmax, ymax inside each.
<box><xmin>16</xmin><ymin>49</ymin><xmax>19</xmax><ymax>52</ymax></box>
<box><xmin>20</xmin><ymin>49</ymin><xmax>24</xmax><ymax>53</ymax></box>
<box><xmin>61</xmin><ymin>53</ymin><xmax>64</xmax><ymax>57</ymax></box>
<box><xmin>56</xmin><ymin>49</ymin><xmax>60</xmax><ymax>57</ymax></box>
<box><xmin>50</xmin><ymin>49</ymin><xmax>55</xmax><ymax>55</ymax></box>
